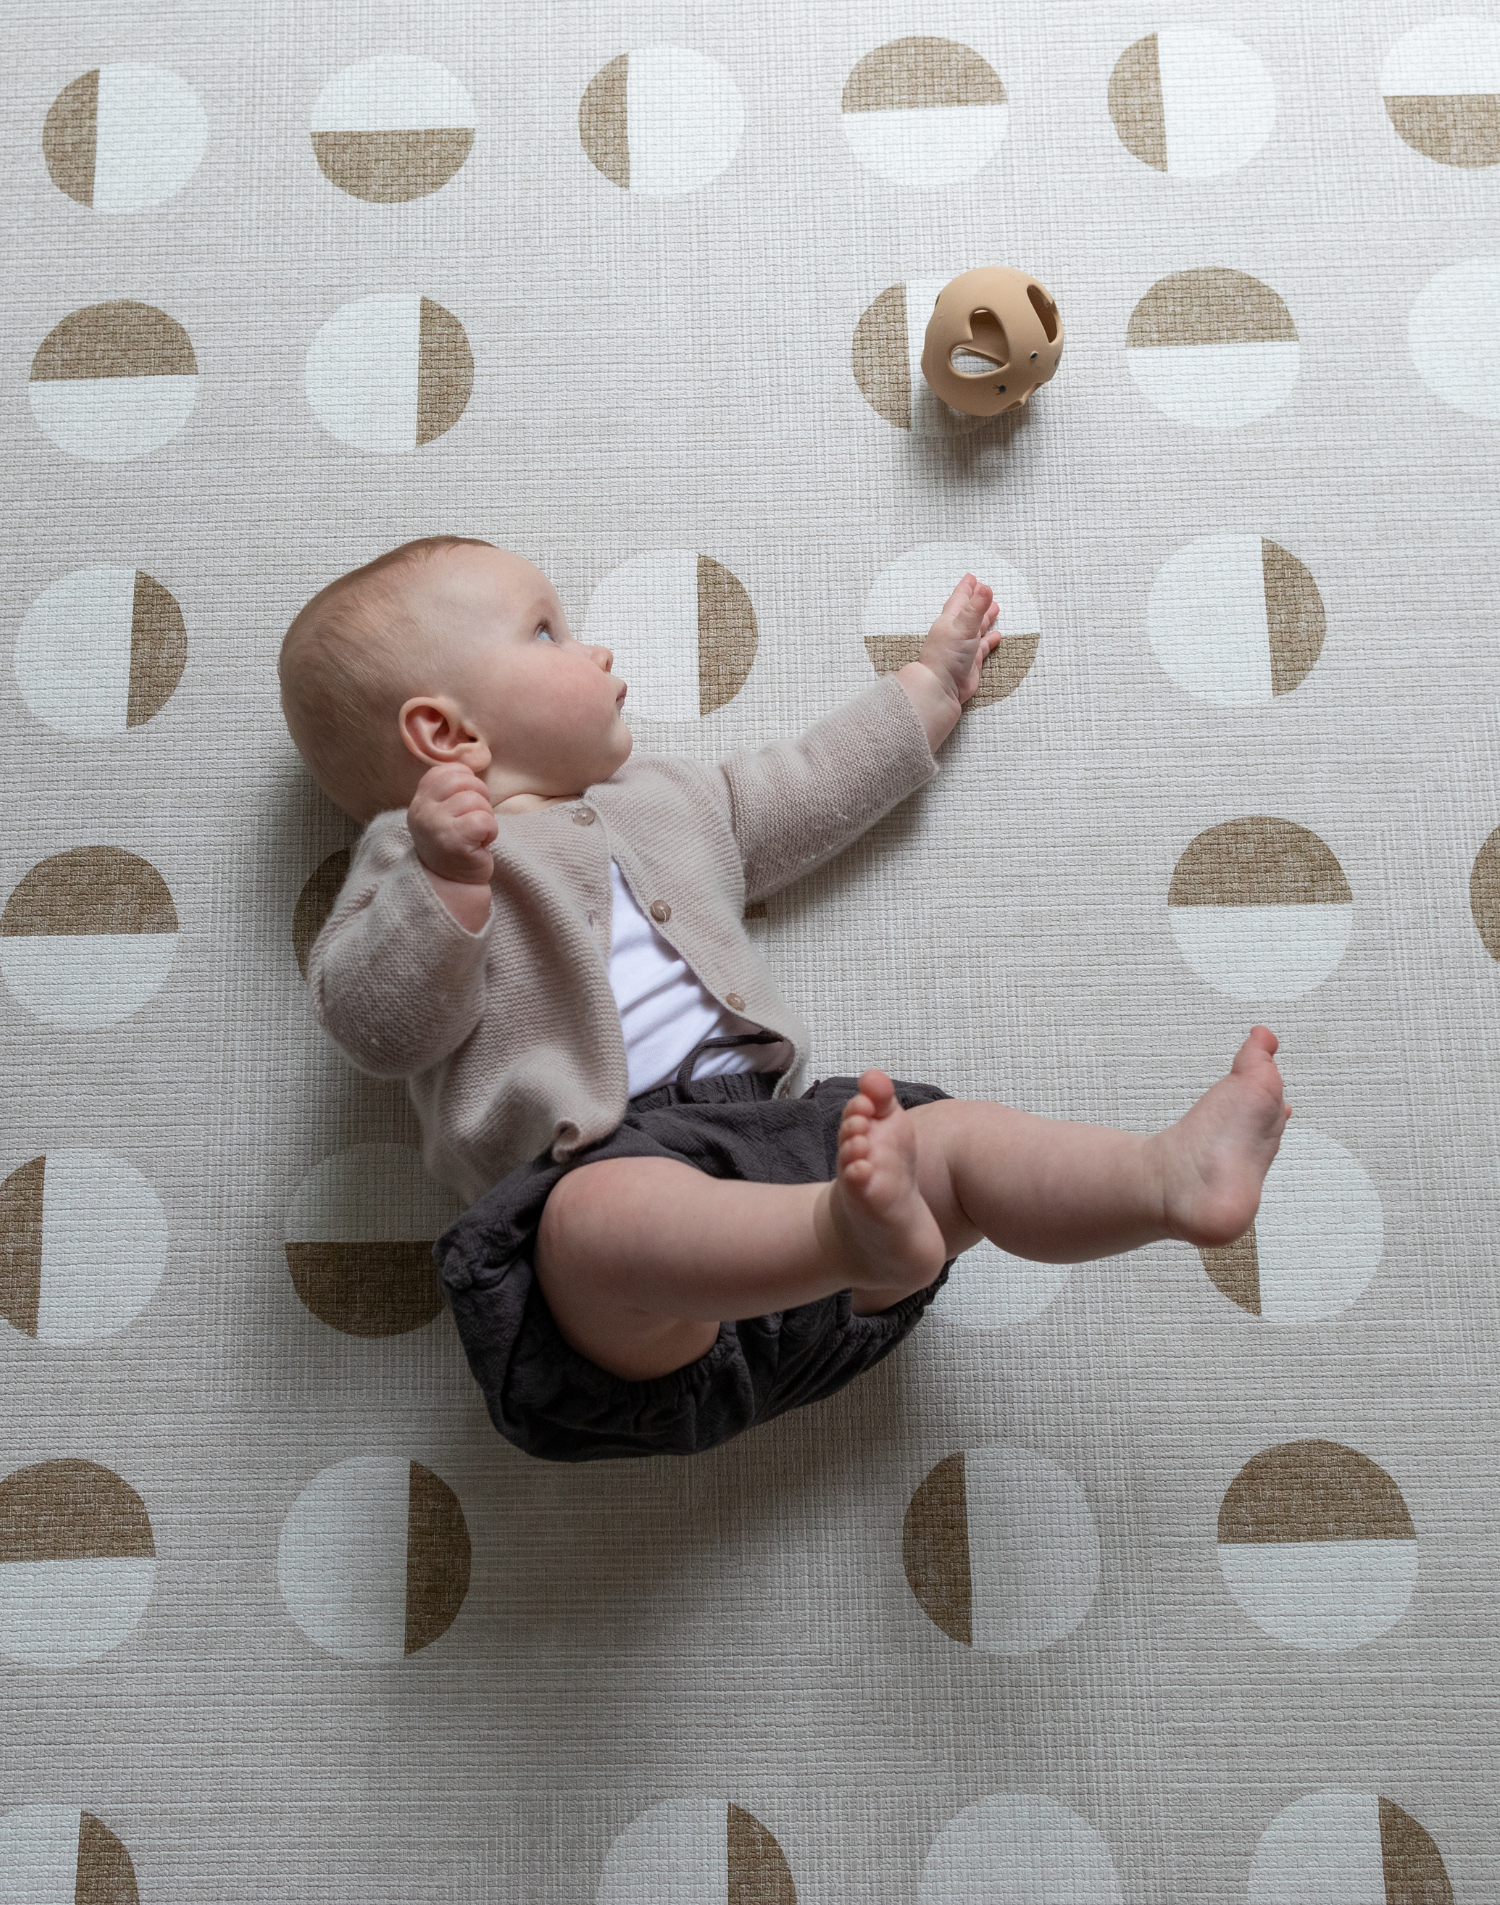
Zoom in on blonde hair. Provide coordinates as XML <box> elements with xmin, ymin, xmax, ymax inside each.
<box><xmin>278</xmin><ymin>536</ymin><xmax>494</xmax><ymax>823</ymax></box>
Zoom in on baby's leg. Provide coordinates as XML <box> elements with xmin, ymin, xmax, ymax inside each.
<box><xmin>906</xmin><ymin>1025</ymin><xmax>1291</xmax><ymax>1263</ymax></box>
<box><xmin>535</xmin><ymin>1029</ymin><xmax>1289</xmax><ymax>1382</ymax></box>
<box><xmin>533</xmin><ymin>1129</ymin><xmax>951</xmax><ymax>1382</ymax></box>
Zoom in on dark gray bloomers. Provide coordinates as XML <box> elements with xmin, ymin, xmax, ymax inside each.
<box><xmin>433</xmin><ymin>1037</ymin><xmax>954</xmax><ymax>1463</ymax></box>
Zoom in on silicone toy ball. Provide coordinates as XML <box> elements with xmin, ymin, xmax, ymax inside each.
<box><xmin>920</xmin><ymin>267</ymin><xmax>1063</xmax><ymax>418</ymax></box>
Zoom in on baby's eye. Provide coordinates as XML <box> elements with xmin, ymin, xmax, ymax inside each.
<box><xmin>535</xmin><ymin>625</ymin><xmax>554</xmax><ymax>642</ymax></box>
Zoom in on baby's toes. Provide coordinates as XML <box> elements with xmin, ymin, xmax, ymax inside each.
<box><xmin>856</xmin><ymin>1069</ymin><xmax>897</xmax><ymax>1115</ymax></box>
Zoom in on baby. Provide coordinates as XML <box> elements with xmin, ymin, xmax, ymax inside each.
<box><xmin>281</xmin><ymin>536</ymin><xmax>1290</xmax><ymax>1462</ymax></box>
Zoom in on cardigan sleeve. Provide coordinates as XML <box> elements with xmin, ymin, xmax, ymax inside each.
<box><xmin>304</xmin><ymin>814</ymin><xmax>493</xmax><ymax>1078</ymax></box>
<box><xmin>715</xmin><ymin>674</ymin><xmax>939</xmax><ymax>904</ymax></box>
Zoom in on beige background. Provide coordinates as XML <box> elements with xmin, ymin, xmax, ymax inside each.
<box><xmin>2</xmin><ymin>1</ymin><xmax>1498</xmax><ymax>1898</ymax></box>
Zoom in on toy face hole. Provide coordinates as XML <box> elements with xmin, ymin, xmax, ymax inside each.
<box><xmin>950</xmin><ymin>346</ymin><xmax>1002</xmax><ymax>376</ymax></box>
<box><xmin>967</xmin><ymin>307</ymin><xmax>1008</xmax><ymax>363</ymax></box>
<box><xmin>1027</xmin><ymin>285</ymin><xmax>1059</xmax><ymax>342</ymax></box>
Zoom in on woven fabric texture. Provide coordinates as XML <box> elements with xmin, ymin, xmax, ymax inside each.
<box><xmin>3</xmin><ymin>2</ymin><xmax>1498</xmax><ymax>1899</ymax></box>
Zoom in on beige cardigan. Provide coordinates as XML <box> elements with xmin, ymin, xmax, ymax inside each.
<box><xmin>307</xmin><ymin>674</ymin><xmax>939</xmax><ymax>1204</ymax></box>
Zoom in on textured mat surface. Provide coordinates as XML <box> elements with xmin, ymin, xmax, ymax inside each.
<box><xmin>3</xmin><ymin>3</ymin><xmax>1499</xmax><ymax>1899</ymax></box>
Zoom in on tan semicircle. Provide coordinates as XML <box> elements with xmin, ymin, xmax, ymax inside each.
<box><xmin>727</xmin><ymin>1803</ymin><xmax>795</xmax><ymax>1903</ymax></box>
<box><xmin>42</xmin><ymin>70</ymin><xmax>99</xmax><ymax>205</ymax></box>
<box><xmin>1168</xmin><ymin>817</ymin><xmax>1350</xmax><ymax>906</ymax></box>
<box><xmin>292</xmin><ymin>849</ymin><xmax>352</xmax><ymax>979</ymax></box>
<box><xmin>406</xmin><ymin>1461</ymin><xmax>471</xmax><ymax>1654</ymax></box>
<box><xmin>1469</xmin><ymin>826</ymin><xmax>1500</xmax><ymax>958</ymax></box>
<box><xmin>0</xmin><ymin>1156</ymin><xmax>45</xmax><ymax>1337</ymax></box>
<box><xmin>0</xmin><ymin>1457</ymin><xmax>155</xmax><ymax>1561</ymax></box>
<box><xmin>1127</xmin><ymin>268</ymin><xmax>1296</xmax><ymax>348</ymax></box>
<box><xmin>852</xmin><ymin>285</ymin><xmax>910</xmax><ymax>427</ymax></box>
<box><xmin>1385</xmin><ymin>95</ymin><xmax>1500</xmax><ymax>166</ymax></box>
<box><xmin>697</xmin><ymin>557</ymin><xmax>757</xmax><ymax>714</ymax></box>
<box><xmin>286</xmin><ymin>1237</ymin><xmax>445</xmax><ymax>1336</ymax></box>
<box><xmin>902</xmin><ymin>1451</ymin><xmax>972</xmax><ymax>1644</ymax></box>
<box><xmin>127</xmin><ymin>572</ymin><xmax>187</xmax><ymax>726</ymax></box>
<box><xmin>1262</xmin><ymin>541</ymin><xmax>1324</xmax><ymax>693</ymax></box>
<box><xmin>77</xmin><ymin>1812</ymin><xmax>139</xmax><ymax>1905</ymax></box>
<box><xmin>417</xmin><ymin>298</ymin><xmax>472</xmax><ymax>445</ymax></box>
<box><xmin>1200</xmin><ymin>1229</ymin><xmax>1260</xmax><ymax>1313</ymax></box>
<box><xmin>842</xmin><ymin>37</ymin><xmax>1004</xmax><ymax>113</ymax></box>
<box><xmin>1378</xmin><ymin>1798</ymin><xmax>1454</xmax><ymax>1900</ymax></box>
<box><xmin>865</xmin><ymin>631</ymin><xmax>1038</xmax><ymax>707</ymax></box>
<box><xmin>30</xmin><ymin>301</ymin><xmax>196</xmax><ymax>381</ymax></box>
<box><xmin>579</xmin><ymin>54</ymin><xmax>629</xmax><ymax>186</ymax></box>
<box><xmin>1109</xmin><ymin>37</ymin><xmax>1167</xmax><ymax>170</ymax></box>
<box><xmin>1</xmin><ymin>847</ymin><xmax>178</xmax><ymax>937</ymax></box>
<box><xmin>1217</xmin><ymin>1439</ymin><xmax>1414</xmax><ymax>1544</ymax></box>
<box><xmin>312</xmin><ymin>128</ymin><xmax>474</xmax><ymax>202</ymax></box>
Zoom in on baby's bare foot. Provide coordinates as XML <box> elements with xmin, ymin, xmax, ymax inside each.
<box><xmin>821</xmin><ymin>1070</ymin><xmax>947</xmax><ymax>1313</ymax></box>
<box><xmin>1147</xmin><ymin>1027</ymin><xmax>1291</xmax><ymax>1248</ymax></box>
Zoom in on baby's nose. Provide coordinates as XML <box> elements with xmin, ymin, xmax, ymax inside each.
<box><xmin>592</xmin><ymin>645</ymin><xmax>614</xmax><ymax>672</ymax></box>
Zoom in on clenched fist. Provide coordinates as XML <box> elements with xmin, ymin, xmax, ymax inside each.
<box><xmin>407</xmin><ymin>763</ymin><xmax>498</xmax><ymax>886</ymax></box>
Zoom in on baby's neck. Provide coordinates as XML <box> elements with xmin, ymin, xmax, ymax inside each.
<box><xmin>492</xmin><ymin>789</ymin><xmax>580</xmax><ymax>816</ymax></box>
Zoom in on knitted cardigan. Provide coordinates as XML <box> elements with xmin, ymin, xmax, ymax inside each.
<box><xmin>306</xmin><ymin>673</ymin><xmax>939</xmax><ymax>1204</ymax></box>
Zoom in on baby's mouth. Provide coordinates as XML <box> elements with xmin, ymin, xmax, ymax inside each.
<box><xmin>616</xmin><ymin>683</ymin><xmax>627</xmax><ymax>708</ymax></box>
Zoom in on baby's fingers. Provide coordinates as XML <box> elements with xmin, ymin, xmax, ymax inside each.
<box><xmin>961</xmin><ymin>580</ymin><xmax>994</xmax><ymax>630</ymax></box>
<box><xmin>937</xmin><ymin>574</ymin><xmax>977</xmax><ymax>620</ymax></box>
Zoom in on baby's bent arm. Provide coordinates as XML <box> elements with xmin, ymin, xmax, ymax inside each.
<box><xmin>306</xmin><ymin>827</ymin><xmax>492</xmax><ymax>1078</ymax></box>
<box><xmin>422</xmin><ymin>865</ymin><xmax>491</xmax><ymax>932</ymax></box>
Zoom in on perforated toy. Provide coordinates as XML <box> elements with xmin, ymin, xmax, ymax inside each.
<box><xmin>920</xmin><ymin>267</ymin><xmax>1064</xmax><ymax>418</ymax></box>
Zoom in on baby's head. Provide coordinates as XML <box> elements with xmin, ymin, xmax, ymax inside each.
<box><xmin>279</xmin><ymin>537</ymin><xmax>630</xmax><ymax>824</ymax></box>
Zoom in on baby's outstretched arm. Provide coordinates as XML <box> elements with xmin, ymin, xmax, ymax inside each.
<box><xmin>893</xmin><ymin>573</ymin><xmax>1004</xmax><ymax>751</ymax></box>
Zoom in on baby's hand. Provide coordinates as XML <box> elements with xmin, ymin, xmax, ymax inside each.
<box><xmin>407</xmin><ymin>763</ymin><xmax>498</xmax><ymax>885</ymax></box>
<box><xmin>916</xmin><ymin>575</ymin><xmax>1002</xmax><ymax>707</ymax></box>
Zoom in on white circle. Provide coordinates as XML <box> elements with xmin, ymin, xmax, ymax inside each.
<box><xmin>4</xmin><ymin>1149</ymin><xmax>169</xmax><ymax>1345</ymax></box>
<box><xmin>918</xmin><ymin>1794</ymin><xmax>1124</xmax><ymax>1904</ymax></box>
<box><xmin>287</xmin><ymin>1142</ymin><xmax>462</xmax><ymax>1243</ymax></box>
<box><xmin>620</xmin><ymin>48</ymin><xmax>744</xmax><ymax>195</ymax></box>
<box><xmin>583</xmin><ymin>551</ymin><xmax>702</xmax><ymax>721</ymax></box>
<box><xmin>596</xmin><ymin>1794</ymin><xmax>726</xmax><ymax>1904</ymax></box>
<box><xmin>842</xmin><ymin>102</ymin><xmax>1007</xmax><ymax>189</ymax></box>
<box><xmin>1379</xmin><ymin>18</ymin><xmax>1500</xmax><ymax>96</ymax></box>
<box><xmin>1240</xmin><ymin>1123</ymin><xmax>1384</xmax><ymax>1322</ymax></box>
<box><xmin>1148</xmin><ymin>534</ymin><xmax>1275</xmax><ymax>703</ymax></box>
<box><xmin>16</xmin><ymin>565</ymin><xmax>142</xmax><ymax>737</ymax></box>
<box><xmin>940</xmin><ymin>1239</ymin><xmax>1070</xmax><ymax>1329</ymax></box>
<box><xmin>311</xmin><ymin>54</ymin><xmax>476</xmax><ymax>131</ymax></box>
<box><xmin>1408</xmin><ymin>258</ymin><xmax>1500</xmax><ymax>420</ymax></box>
<box><xmin>85</xmin><ymin>63</ymin><xmax>208</xmax><ymax>212</ymax></box>
<box><xmin>1150</xmin><ymin>29</ymin><xmax>1275</xmax><ymax>178</ymax></box>
<box><xmin>1168</xmin><ymin>902</ymin><xmax>1352</xmax><ymax>1002</ymax></box>
<box><xmin>276</xmin><ymin>1455</ymin><xmax>418</xmax><ymax>1662</ymax></box>
<box><xmin>305</xmin><ymin>293</ymin><xmax>425</xmax><ymax>452</ymax></box>
<box><xmin>962</xmin><ymin>1445</ymin><xmax>1101</xmax><ymax>1654</ymax></box>
<box><xmin>1127</xmin><ymin>338</ymin><xmax>1299</xmax><ymax>429</ymax></box>
<box><xmin>27</xmin><ymin>367</ymin><xmax>196</xmax><ymax>462</ymax></box>
<box><xmin>0</xmin><ymin>1804</ymin><xmax>98</xmax><ymax>1901</ymax></box>
<box><xmin>1248</xmin><ymin>1790</ymin><xmax>1393</xmax><ymax>1903</ymax></box>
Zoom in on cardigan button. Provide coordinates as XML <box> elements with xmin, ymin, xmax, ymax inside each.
<box><xmin>649</xmin><ymin>899</ymin><xmax>671</xmax><ymax>923</ymax></box>
<box><xmin>726</xmin><ymin>992</ymin><xmax>746</xmax><ymax>1011</ymax></box>
<box><xmin>571</xmin><ymin>807</ymin><xmax>595</xmax><ymax>826</ymax></box>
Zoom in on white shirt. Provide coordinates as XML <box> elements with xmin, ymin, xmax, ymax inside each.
<box><xmin>607</xmin><ymin>860</ymin><xmax>775</xmax><ymax>1097</ymax></box>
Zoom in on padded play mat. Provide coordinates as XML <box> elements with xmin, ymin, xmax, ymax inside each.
<box><xmin>4</xmin><ymin>2</ymin><xmax>1499</xmax><ymax>1898</ymax></box>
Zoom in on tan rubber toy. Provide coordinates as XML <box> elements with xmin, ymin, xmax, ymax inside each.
<box><xmin>920</xmin><ymin>267</ymin><xmax>1064</xmax><ymax>418</ymax></box>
